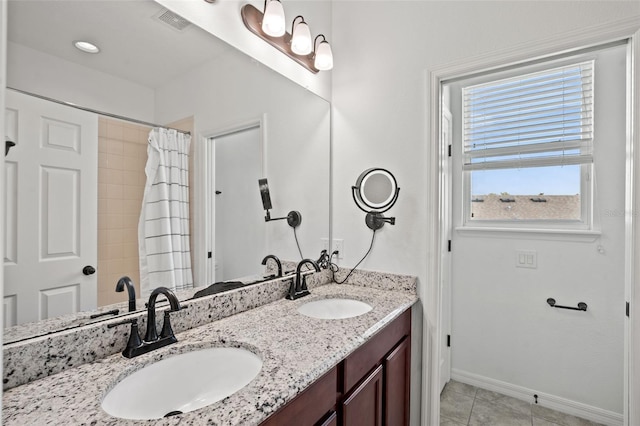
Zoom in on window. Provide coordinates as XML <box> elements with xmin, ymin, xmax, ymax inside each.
<box><xmin>461</xmin><ymin>61</ymin><xmax>594</xmax><ymax>228</ymax></box>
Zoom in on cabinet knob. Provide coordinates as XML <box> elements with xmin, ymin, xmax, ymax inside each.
<box><xmin>83</xmin><ymin>265</ymin><xmax>96</xmax><ymax>275</ymax></box>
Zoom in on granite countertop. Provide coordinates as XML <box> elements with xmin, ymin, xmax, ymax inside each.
<box><xmin>2</xmin><ymin>283</ymin><xmax>417</xmax><ymax>425</ymax></box>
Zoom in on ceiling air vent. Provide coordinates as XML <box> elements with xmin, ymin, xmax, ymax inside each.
<box><xmin>155</xmin><ymin>9</ymin><xmax>191</xmax><ymax>32</ymax></box>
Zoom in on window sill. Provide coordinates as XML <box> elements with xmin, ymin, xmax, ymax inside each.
<box><xmin>455</xmin><ymin>226</ymin><xmax>601</xmax><ymax>242</ymax></box>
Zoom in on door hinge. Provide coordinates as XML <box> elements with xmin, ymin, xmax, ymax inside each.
<box><xmin>208</xmin><ymin>251</ymin><xmax>212</xmax><ymax>259</ymax></box>
<box><xmin>448</xmin><ymin>144</ymin><xmax>452</xmax><ymax>157</ymax></box>
<box><xmin>447</xmin><ymin>334</ymin><xmax>451</xmax><ymax>347</ymax></box>
<box><xmin>448</xmin><ymin>240</ymin><xmax>452</xmax><ymax>252</ymax></box>
<box><xmin>627</xmin><ymin>302</ymin><xmax>630</xmax><ymax>317</ymax></box>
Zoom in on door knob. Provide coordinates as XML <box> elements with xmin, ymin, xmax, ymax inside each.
<box><xmin>83</xmin><ymin>265</ymin><xmax>96</xmax><ymax>275</ymax></box>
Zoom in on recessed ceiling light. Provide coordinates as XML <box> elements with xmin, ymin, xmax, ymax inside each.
<box><xmin>74</xmin><ymin>40</ymin><xmax>100</xmax><ymax>54</ymax></box>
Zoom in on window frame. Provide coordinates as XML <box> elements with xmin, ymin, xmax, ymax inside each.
<box><xmin>456</xmin><ymin>55</ymin><xmax>599</xmax><ymax>232</ymax></box>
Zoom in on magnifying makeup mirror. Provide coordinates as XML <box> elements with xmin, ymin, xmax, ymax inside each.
<box><xmin>352</xmin><ymin>168</ymin><xmax>399</xmax><ymax>230</ymax></box>
<box><xmin>258</xmin><ymin>178</ymin><xmax>302</xmax><ymax>228</ymax></box>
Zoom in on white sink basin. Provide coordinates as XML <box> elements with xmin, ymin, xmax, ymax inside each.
<box><xmin>101</xmin><ymin>347</ymin><xmax>262</xmax><ymax>420</ymax></box>
<box><xmin>297</xmin><ymin>298</ymin><xmax>372</xmax><ymax>319</ymax></box>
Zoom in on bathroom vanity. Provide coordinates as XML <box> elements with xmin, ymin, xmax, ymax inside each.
<box><xmin>2</xmin><ymin>271</ymin><xmax>417</xmax><ymax>425</ymax></box>
<box><xmin>261</xmin><ymin>307</ymin><xmax>411</xmax><ymax>426</ymax></box>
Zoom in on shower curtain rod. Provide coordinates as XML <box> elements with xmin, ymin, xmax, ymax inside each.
<box><xmin>7</xmin><ymin>87</ymin><xmax>191</xmax><ymax>135</ymax></box>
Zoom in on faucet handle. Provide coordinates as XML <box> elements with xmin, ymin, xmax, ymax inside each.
<box><xmin>108</xmin><ymin>318</ymin><xmax>143</xmax><ymax>358</ymax></box>
<box><xmin>160</xmin><ymin>311</ymin><xmax>177</xmax><ymax>339</ymax></box>
<box><xmin>300</xmin><ymin>274</ymin><xmax>309</xmax><ymax>292</ymax></box>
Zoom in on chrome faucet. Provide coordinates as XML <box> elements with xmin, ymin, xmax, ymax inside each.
<box><xmin>115</xmin><ymin>276</ymin><xmax>137</xmax><ymax>312</ymax></box>
<box><xmin>261</xmin><ymin>254</ymin><xmax>282</xmax><ymax>277</ymax></box>
<box><xmin>108</xmin><ymin>286</ymin><xmax>181</xmax><ymax>358</ymax></box>
<box><xmin>287</xmin><ymin>259</ymin><xmax>320</xmax><ymax>300</ymax></box>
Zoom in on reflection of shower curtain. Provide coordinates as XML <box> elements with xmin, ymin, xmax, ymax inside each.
<box><xmin>138</xmin><ymin>128</ymin><xmax>193</xmax><ymax>296</ymax></box>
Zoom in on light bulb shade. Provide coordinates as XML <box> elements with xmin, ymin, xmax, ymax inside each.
<box><xmin>262</xmin><ymin>0</ymin><xmax>286</xmax><ymax>37</ymax></box>
<box><xmin>314</xmin><ymin>40</ymin><xmax>333</xmax><ymax>70</ymax></box>
<box><xmin>291</xmin><ymin>21</ymin><xmax>312</xmax><ymax>55</ymax></box>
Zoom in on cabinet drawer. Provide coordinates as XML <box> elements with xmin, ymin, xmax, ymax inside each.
<box><xmin>260</xmin><ymin>366</ymin><xmax>338</xmax><ymax>426</ymax></box>
<box><xmin>343</xmin><ymin>308</ymin><xmax>411</xmax><ymax>393</ymax></box>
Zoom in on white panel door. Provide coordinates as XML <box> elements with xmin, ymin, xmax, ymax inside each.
<box><xmin>439</xmin><ymin>107</ymin><xmax>453</xmax><ymax>392</ymax></box>
<box><xmin>212</xmin><ymin>126</ymin><xmax>263</xmax><ymax>282</ymax></box>
<box><xmin>4</xmin><ymin>90</ymin><xmax>97</xmax><ymax>326</ymax></box>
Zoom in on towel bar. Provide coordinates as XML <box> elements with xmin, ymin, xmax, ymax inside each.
<box><xmin>547</xmin><ymin>298</ymin><xmax>587</xmax><ymax>311</ymax></box>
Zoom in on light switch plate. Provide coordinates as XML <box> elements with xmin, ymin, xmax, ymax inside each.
<box><xmin>516</xmin><ymin>250</ymin><xmax>537</xmax><ymax>269</ymax></box>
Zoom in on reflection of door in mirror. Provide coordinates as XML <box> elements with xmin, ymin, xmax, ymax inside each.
<box><xmin>4</xmin><ymin>90</ymin><xmax>98</xmax><ymax>327</ymax></box>
<box><xmin>209</xmin><ymin>125</ymin><xmax>265</xmax><ymax>283</ymax></box>
<box><xmin>4</xmin><ymin>90</ymin><xmax>179</xmax><ymax>327</ymax></box>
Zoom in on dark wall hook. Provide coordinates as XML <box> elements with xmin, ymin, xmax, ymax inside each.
<box><xmin>547</xmin><ymin>298</ymin><xmax>588</xmax><ymax>311</ymax></box>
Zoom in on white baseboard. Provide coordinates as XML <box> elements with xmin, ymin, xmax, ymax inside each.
<box><xmin>451</xmin><ymin>369</ymin><xmax>623</xmax><ymax>426</ymax></box>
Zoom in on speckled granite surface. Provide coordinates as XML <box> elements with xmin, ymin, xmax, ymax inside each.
<box><xmin>4</xmin><ymin>270</ymin><xmax>295</xmax><ymax>345</ymax></box>
<box><xmin>332</xmin><ymin>267</ymin><xmax>417</xmax><ymax>292</ymax></box>
<box><xmin>3</xmin><ymin>270</ymin><xmax>330</xmax><ymax>390</ymax></box>
<box><xmin>3</xmin><ymin>283</ymin><xmax>417</xmax><ymax>426</ymax></box>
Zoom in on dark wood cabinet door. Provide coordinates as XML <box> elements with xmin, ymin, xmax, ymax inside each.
<box><xmin>260</xmin><ymin>367</ymin><xmax>338</xmax><ymax>426</ymax></box>
<box><xmin>317</xmin><ymin>411</ymin><xmax>337</xmax><ymax>426</ymax></box>
<box><xmin>342</xmin><ymin>365</ymin><xmax>383</xmax><ymax>426</ymax></box>
<box><xmin>384</xmin><ymin>336</ymin><xmax>410</xmax><ymax>426</ymax></box>
<box><xmin>343</xmin><ymin>309</ymin><xmax>411</xmax><ymax>393</ymax></box>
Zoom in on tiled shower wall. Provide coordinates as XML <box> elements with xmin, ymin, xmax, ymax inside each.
<box><xmin>96</xmin><ymin>116</ymin><xmax>194</xmax><ymax>307</ymax></box>
<box><xmin>97</xmin><ymin>117</ymin><xmax>150</xmax><ymax>307</ymax></box>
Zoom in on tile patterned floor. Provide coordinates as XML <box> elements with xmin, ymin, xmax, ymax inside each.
<box><xmin>440</xmin><ymin>380</ymin><xmax>604</xmax><ymax>426</ymax></box>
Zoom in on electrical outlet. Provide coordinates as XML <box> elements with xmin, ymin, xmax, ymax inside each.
<box><xmin>334</xmin><ymin>239</ymin><xmax>344</xmax><ymax>259</ymax></box>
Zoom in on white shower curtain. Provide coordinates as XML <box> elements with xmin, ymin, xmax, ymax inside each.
<box><xmin>138</xmin><ymin>128</ymin><xmax>193</xmax><ymax>296</ymax></box>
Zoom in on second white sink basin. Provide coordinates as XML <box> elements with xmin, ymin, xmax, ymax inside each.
<box><xmin>297</xmin><ymin>298</ymin><xmax>372</xmax><ymax>319</ymax></box>
<box><xmin>101</xmin><ymin>347</ymin><xmax>262</xmax><ymax>420</ymax></box>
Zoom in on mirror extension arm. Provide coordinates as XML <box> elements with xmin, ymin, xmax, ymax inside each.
<box><xmin>264</xmin><ymin>209</ymin><xmax>302</xmax><ymax>228</ymax></box>
<box><xmin>365</xmin><ymin>212</ymin><xmax>396</xmax><ymax>231</ymax></box>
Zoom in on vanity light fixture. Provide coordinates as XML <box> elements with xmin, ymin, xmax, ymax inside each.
<box><xmin>262</xmin><ymin>0</ymin><xmax>286</xmax><ymax>37</ymax></box>
<box><xmin>291</xmin><ymin>16</ymin><xmax>312</xmax><ymax>55</ymax></box>
<box><xmin>238</xmin><ymin>1</ymin><xmax>333</xmax><ymax>73</ymax></box>
<box><xmin>73</xmin><ymin>40</ymin><xmax>100</xmax><ymax>54</ymax></box>
<box><xmin>313</xmin><ymin>34</ymin><xmax>333</xmax><ymax>71</ymax></box>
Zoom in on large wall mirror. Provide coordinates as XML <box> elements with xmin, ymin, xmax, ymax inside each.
<box><xmin>4</xmin><ymin>0</ymin><xmax>330</xmax><ymax>343</ymax></box>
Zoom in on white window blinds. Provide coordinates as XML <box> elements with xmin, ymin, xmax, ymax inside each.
<box><xmin>463</xmin><ymin>61</ymin><xmax>594</xmax><ymax>171</ymax></box>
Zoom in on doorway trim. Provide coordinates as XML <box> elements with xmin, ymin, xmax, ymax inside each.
<box><xmin>192</xmin><ymin>115</ymin><xmax>267</xmax><ymax>288</ymax></box>
<box><xmin>425</xmin><ymin>18</ymin><xmax>640</xmax><ymax>426</ymax></box>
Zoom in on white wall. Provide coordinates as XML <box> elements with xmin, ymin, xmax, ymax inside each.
<box><xmin>6</xmin><ymin>42</ymin><xmax>155</xmax><ymax>122</ymax></box>
<box><xmin>155</xmin><ymin>0</ymin><xmax>332</xmax><ymax>101</ymax></box>
<box><xmin>330</xmin><ymin>0</ymin><xmax>640</xmax><ymax>423</ymax></box>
